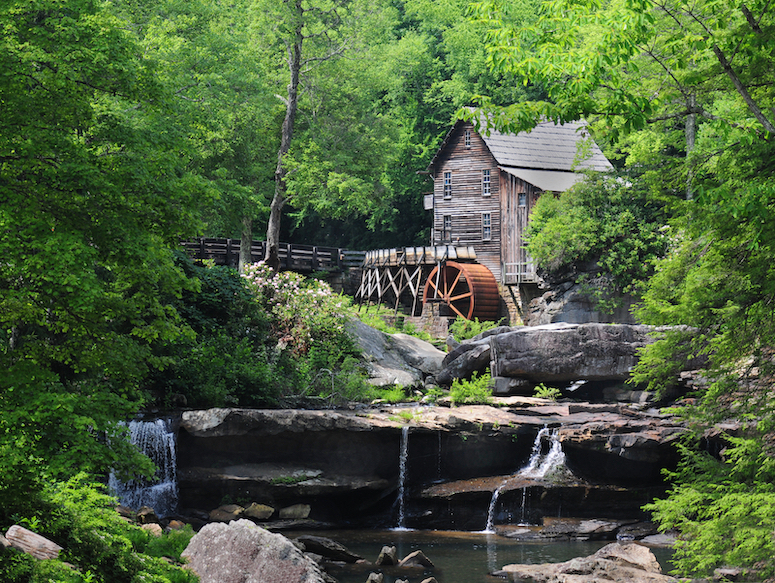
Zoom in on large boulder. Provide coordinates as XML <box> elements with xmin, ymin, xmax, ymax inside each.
<box><xmin>181</xmin><ymin>519</ymin><xmax>328</xmax><ymax>583</ymax></box>
<box><xmin>496</xmin><ymin>542</ymin><xmax>676</xmax><ymax>583</ymax></box>
<box><xmin>490</xmin><ymin>323</ymin><xmax>656</xmax><ymax>383</ymax></box>
<box><xmin>346</xmin><ymin>318</ymin><xmax>445</xmax><ymax>386</ymax></box>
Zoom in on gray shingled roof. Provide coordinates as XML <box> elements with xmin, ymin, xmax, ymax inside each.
<box><xmin>482</xmin><ymin>120</ymin><xmax>613</xmax><ymax>172</ymax></box>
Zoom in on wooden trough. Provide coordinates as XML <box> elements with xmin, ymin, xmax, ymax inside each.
<box><xmin>356</xmin><ymin>246</ymin><xmax>500</xmax><ymax>320</ymax></box>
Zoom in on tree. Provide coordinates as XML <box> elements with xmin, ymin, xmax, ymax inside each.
<box><xmin>249</xmin><ymin>0</ymin><xmax>351</xmax><ymax>269</ymax></box>
<box><xmin>0</xmin><ymin>0</ymin><xmax>205</xmax><ymax>506</ymax></box>
<box><xmin>468</xmin><ymin>0</ymin><xmax>775</xmax><ymax>576</ymax></box>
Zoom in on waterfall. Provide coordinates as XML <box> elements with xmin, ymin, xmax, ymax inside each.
<box><xmin>108</xmin><ymin>418</ymin><xmax>178</xmax><ymax>518</ymax></box>
<box><xmin>483</xmin><ymin>483</ymin><xmax>506</xmax><ymax>533</ymax></box>
<box><xmin>396</xmin><ymin>425</ymin><xmax>410</xmax><ymax>530</ymax></box>
<box><xmin>482</xmin><ymin>426</ymin><xmax>565</xmax><ymax>531</ymax></box>
<box><xmin>518</xmin><ymin>427</ymin><xmax>565</xmax><ymax>479</ymax></box>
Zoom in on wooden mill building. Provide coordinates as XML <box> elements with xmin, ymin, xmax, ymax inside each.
<box><xmin>356</xmin><ymin>117</ymin><xmax>612</xmax><ymax>325</ymax></box>
<box><xmin>424</xmin><ymin>118</ymin><xmax>613</xmax><ymax>285</ymax></box>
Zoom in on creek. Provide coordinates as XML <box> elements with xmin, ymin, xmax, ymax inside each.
<box><xmin>288</xmin><ymin>529</ymin><xmax>674</xmax><ymax>583</ymax></box>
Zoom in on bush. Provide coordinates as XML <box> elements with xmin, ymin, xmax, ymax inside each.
<box><xmin>242</xmin><ymin>262</ymin><xmax>372</xmax><ymax>405</ymax></box>
<box><xmin>646</xmin><ymin>434</ymin><xmax>775</xmax><ymax>579</ymax></box>
<box><xmin>0</xmin><ymin>474</ymin><xmax>197</xmax><ymax>583</ymax></box>
<box><xmin>526</xmin><ymin>173</ymin><xmax>667</xmax><ymax>306</ymax></box>
<box><xmin>450</xmin><ymin>370</ymin><xmax>493</xmax><ymax>405</ymax></box>
<box><xmin>448</xmin><ymin>317</ymin><xmax>501</xmax><ymax>341</ymax></box>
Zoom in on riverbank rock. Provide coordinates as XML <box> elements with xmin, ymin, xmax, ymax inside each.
<box><xmin>376</xmin><ymin>545</ymin><xmax>397</xmax><ymax>565</ymax></box>
<box><xmin>435</xmin><ymin>322</ymin><xmax>663</xmax><ymax>390</ymax></box>
<box><xmin>347</xmin><ymin>318</ymin><xmax>445</xmax><ymax>386</ymax></box>
<box><xmin>5</xmin><ymin>525</ymin><xmax>62</xmax><ymax>560</ymax></box>
<box><xmin>181</xmin><ymin>519</ymin><xmax>329</xmax><ymax>583</ymax></box>
<box><xmin>295</xmin><ymin>534</ymin><xmax>363</xmax><ymax>563</ymax></box>
<box><xmin>490</xmin><ymin>323</ymin><xmax>655</xmax><ymax>383</ymax></box>
<box><xmin>496</xmin><ymin>542</ymin><xmax>676</xmax><ymax>583</ymax></box>
<box><xmin>398</xmin><ymin>550</ymin><xmax>434</xmax><ymax>568</ymax></box>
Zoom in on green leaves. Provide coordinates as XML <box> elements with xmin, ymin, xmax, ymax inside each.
<box><xmin>646</xmin><ymin>435</ymin><xmax>775</xmax><ymax>579</ymax></box>
<box><xmin>525</xmin><ymin>172</ymin><xmax>668</xmax><ymax>295</ymax></box>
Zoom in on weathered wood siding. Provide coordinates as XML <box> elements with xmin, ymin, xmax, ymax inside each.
<box><xmin>431</xmin><ymin>122</ymin><xmax>502</xmax><ymax>281</ymax></box>
<box><xmin>501</xmin><ymin>173</ymin><xmax>540</xmax><ymax>283</ymax></box>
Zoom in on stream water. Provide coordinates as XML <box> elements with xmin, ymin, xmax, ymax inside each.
<box><xmin>290</xmin><ymin>529</ymin><xmax>674</xmax><ymax>583</ymax></box>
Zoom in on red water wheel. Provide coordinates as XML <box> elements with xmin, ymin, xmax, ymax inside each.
<box><xmin>423</xmin><ymin>261</ymin><xmax>500</xmax><ymax>321</ymax></box>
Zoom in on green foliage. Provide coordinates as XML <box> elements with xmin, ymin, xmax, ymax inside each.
<box><xmin>450</xmin><ymin>370</ymin><xmax>493</xmax><ymax>405</ymax></box>
<box><xmin>0</xmin><ymin>475</ymin><xmax>197</xmax><ymax>583</ymax></box>
<box><xmin>242</xmin><ymin>263</ymin><xmax>372</xmax><ymax>406</ymax></box>
<box><xmin>376</xmin><ymin>385</ymin><xmax>409</xmax><ymax>404</ymax></box>
<box><xmin>525</xmin><ymin>173</ymin><xmax>668</xmax><ymax>306</ymax></box>
<box><xmin>448</xmin><ymin>317</ymin><xmax>501</xmax><ymax>341</ymax></box>
<box><xmin>646</xmin><ymin>435</ymin><xmax>775</xmax><ymax>579</ymax></box>
<box><xmin>533</xmin><ymin>383</ymin><xmax>561</xmax><ymax>401</ymax></box>
<box><xmin>354</xmin><ymin>305</ymin><xmax>436</xmax><ymax>344</ymax></box>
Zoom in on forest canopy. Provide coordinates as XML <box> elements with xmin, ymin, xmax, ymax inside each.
<box><xmin>2</xmin><ymin>0</ymin><xmax>775</xmax><ymax>579</ymax></box>
<box><xmin>471</xmin><ymin>0</ymin><xmax>775</xmax><ymax>577</ymax></box>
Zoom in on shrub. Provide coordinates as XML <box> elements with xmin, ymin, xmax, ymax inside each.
<box><xmin>242</xmin><ymin>262</ymin><xmax>372</xmax><ymax>405</ymax></box>
<box><xmin>0</xmin><ymin>474</ymin><xmax>197</xmax><ymax>583</ymax></box>
<box><xmin>533</xmin><ymin>383</ymin><xmax>562</xmax><ymax>400</ymax></box>
<box><xmin>450</xmin><ymin>370</ymin><xmax>493</xmax><ymax>405</ymax></box>
<box><xmin>448</xmin><ymin>317</ymin><xmax>501</xmax><ymax>341</ymax></box>
<box><xmin>375</xmin><ymin>385</ymin><xmax>408</xmax><ymax>403</ymax></box>
<box><xmin>526</xmin><ymin>173</ymin><xmax>668</xmax><ymax>308</ymax></box>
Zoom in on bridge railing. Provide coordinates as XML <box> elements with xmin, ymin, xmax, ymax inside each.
<box><xmin>181</xmin><ymin>238</ymin><xmax>354</xmax><ymax>272</ymax></box>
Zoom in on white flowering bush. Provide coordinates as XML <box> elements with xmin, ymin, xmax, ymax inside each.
<box><xmin>242</xmin><ymin>263</ymin><xmax>347</xmax><ymax>355</ymax></box>
<box><xmin>242</xmin><ymin>263</ymin><xmax>370</xmax><ymax>404</ymax></box>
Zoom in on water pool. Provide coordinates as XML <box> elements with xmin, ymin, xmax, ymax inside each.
<box><xmin>288</xmin><ymin>529</ymin><xmax>674</xmax><ymax>583</ymax></box>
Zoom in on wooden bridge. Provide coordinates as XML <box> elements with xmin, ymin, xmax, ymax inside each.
<box><xmin>181</xmin><ymin>238</ymin><xmax>364</xmax><ymax>272</ymax></box>
<box><xmin>184</xmin><ymin>239</ymin><xmax>501</xmax><ymax>321</ymax></box>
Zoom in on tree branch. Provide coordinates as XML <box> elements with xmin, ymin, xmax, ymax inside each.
<box><xmin>712</xmin><ymin>44</ymin><xmax>775</xmax><ymax>134</ymax></box>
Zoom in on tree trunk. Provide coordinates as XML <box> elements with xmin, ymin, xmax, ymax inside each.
<box><xmin>685</xmin><ymin>93</ymin><xmax>697</xmax><ymax>201</ymax></box>
<box><xmin>265</xmin><ymin>0</ymin><xmax>303</xmax><ymax>271</ymax></box>
<box><xmin>239</xmin><ymin>215</ymin><xmax>253</xmax><ymax>273</ymax></box>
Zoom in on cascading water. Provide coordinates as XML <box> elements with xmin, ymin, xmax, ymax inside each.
<box><xmin>396</xmin><ymin>425</ymin><xmax>410</xmax><ymax>530</ymax></box>
<box><xmin>108</xmin><ymin>418</ymin><xmax>178</xmax><ymax>518</ymax></box>
<box><xmin>484</xmin><ymin>483</ymin><xmax>506</xmax><ymax>532</ymax></box>
<box><xmin>483</xmin><ymin>426</ymin><xmax>565</xmax><ymax>532</ymax></box>
<box><xmin>518</xmin><ymin>427</ymin><xmax>565</xmax><ymax>479</ymax></box>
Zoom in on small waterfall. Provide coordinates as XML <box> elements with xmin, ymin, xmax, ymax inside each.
<box><xmin>396</xmin><ymin>425</ymin><xmax>410</xmax><ymax>530</ymax></box>
<box><xmin>109</xmin><ymin>418</ymin><xmax>178</xmax><ymax>518</ymax></box>
<box><xmin>482</xmin><ymin>427</ymin><xmax>565</xmax><ymax>531</ymax></box>
<box><xmin>483</xmin><ymin>483</ymin><xmax>506</xmax><ymax>533</ymax></box>
<box><xmin>518</xmin><ymin>427</ymin><xmax>565</xmax><ymax>479</ymax></box>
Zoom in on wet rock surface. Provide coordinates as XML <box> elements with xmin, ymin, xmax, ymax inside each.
<box><xmin>177</xmin><ymin>401</ymin><xmax>683</xmax><ymax>529</ymax></box>
<box><xmin>495</xmin><ymin>541</ymin><xmax>677</xmax><ymax>583</ymax></box>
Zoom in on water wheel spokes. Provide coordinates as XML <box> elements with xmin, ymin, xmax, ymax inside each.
<box><xmin>423</xmin><ymin>261</ymin><xmax>500</xmax><ymax>321</ymax></box>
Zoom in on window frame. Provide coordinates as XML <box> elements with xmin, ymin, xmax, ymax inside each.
<box><xmin>482</xmin><ymin>212</ymin><xmax>492</xmax><ymax>241</ymax></box>
<box><xmin>442</xmin><ymin>214</ymin><xmax>452</xmax><ymax>242</ymax></box>
<box><xmin>482</xmin><ymin>169</ymin><xmax>491</xmax><ymax>196</ymax></box>
<box><xmin>443</xmin><ymin>171</ymin><xmax>452</xmax><ymax>199</ymax></box>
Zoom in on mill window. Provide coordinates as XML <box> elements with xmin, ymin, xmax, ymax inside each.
<box><xmin>443</xmin><ymin>215</ymin><xmax>452</xmax><ymax>242</ymax></box>
<box><xmin>482</xmin><ymin>212</ymin><xmax>492</xmax><ymax>241</ymax></box>
<box><xmin>443</xmin><ymin>172</ymin><xmax>452</xmax><ymax>199</ymax></box>
<box><xmin>482</xmin><ymin>169</ymin><xmax>491</xmax><ymax>196</ymax></box>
